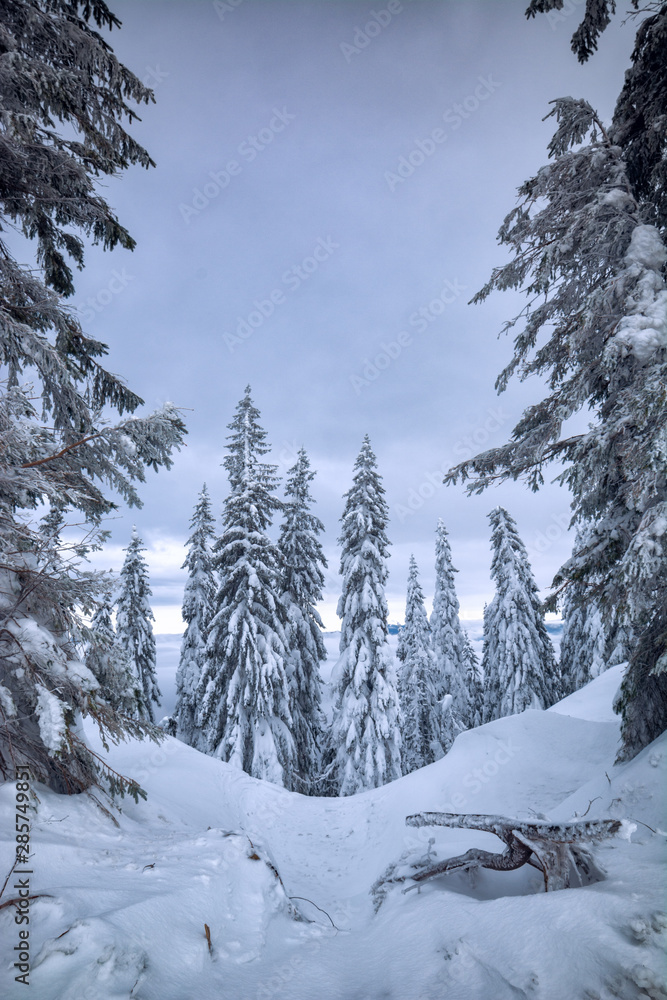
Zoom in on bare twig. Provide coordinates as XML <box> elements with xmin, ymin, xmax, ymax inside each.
<box><xmin>633</xmin><ymin>819</ymin><xmax>658</xmax><ymax>834</ymax></box>
<box><xmin>579</xmin><ymin>797</ymin><xmax>601</xmax><ymax>818</ymax></box>
<box><xmin>288</xmin><ymin>896</ymin><xmax>340</xmax><ymax>931</ymax></box>
<box><xmin>21</xmin><ymin>431</ymin><xmax>104</xmax><ymax>468</ymax></box>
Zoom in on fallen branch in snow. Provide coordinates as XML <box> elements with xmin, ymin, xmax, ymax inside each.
<box><xmin>204</xmin><ymin>923</ymin><xmax>212</xmax><ymax>955</ymax></box>
<box><xmin>372</xmin><ymin>812</ymin><xmax>623</xmax><ymax>908</ymax></box>
<box><xmin>247</xmin><ymin>837</ymin><xmax>285</xmax><ymax>887</ymax></box>
<box><xmin>288</xmin><ymin>896</ymin><xmax>341</xmax><ymax>931</ymax></box>
<box><xmin>405</xmin><ymin>813</ymin><xmax>622</xmax><ymax>892</ymax></box>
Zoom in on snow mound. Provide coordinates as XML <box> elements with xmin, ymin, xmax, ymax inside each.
<box><xmin>548</xmin><ymin>661</ymin><xmax>626</xmax><ymax>722</ymax></box>
<box><xmin>1</xmin><ymin>662</ymin><xmax>664</xmax><ymax>999</ymax></box>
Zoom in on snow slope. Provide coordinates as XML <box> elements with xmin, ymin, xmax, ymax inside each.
<box><xmin>1</xmin><ymin>668</ymin><xmax>665</xmax><ymax>1000</ymax></box>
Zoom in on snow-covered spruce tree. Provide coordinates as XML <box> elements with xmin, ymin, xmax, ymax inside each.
<box><xmin>482</xmin><ymin>508</ymin><xmax>557</xmax><ymax>722</ymax></box>
<box><xmin>525</xmin><ymin>0</ymin><xmax>667</xmax><ymax>239</ymax></box>
<box><xmin>197</xmin><ymin>389</ymin><xmax>295</xmax><ymax>787</ymax></box>
<box><xmin>559</xmin><ymin>582</ymin><xmax>607</xmax><ymax>697</ymax></box>
<box><xmin>116</xmin><ymin>529</ymin><xmax>160</xmax><ymax>722</ymax></box>
<box><xmin>278</xmin><ymin>448</ymin><xmax>327</xmax><ymax>791</ymax></box>
<box><xmin>85</xmin><ymin>603</ymin><xmax>140</xmax><ymax>716</ymax></box>
<box><xmin>0</xmin><ymin>1</ymin><xmax>185</xmax><ymax>795</ymax></box>
<box><xmin>611</xmin><ymin>4</ymin><xmax>667</xmax><ymax>239</ymax></box>
<box><xmin>430</xmin><ymin>519</ymin><xmax>471</xmax><ymax>726</ymax></box>
<box><xmin>606</xmin><ymin>622</ymin><xmax>635</xmax><ymax>669</ymax></box>
<box><xmin>398</xmin><ymin>555</ymin><xmax>458</xmax><ymax>773</ymax></box>
<box><xmin>462</xmin><ymin>630</ymin><xmax>484</xmax><ymax>728</ymax></box>
<box><xmin>330</xmin><ymin>436</ymin><xmax>401</xmax><ymax>795</ymax></box>
<box><xmin>174</xmin><ymin>484</ymin><xmax>216</xmax><ymax>748</ymax></box>
<box><xmin>445</xmin><ymin>90</ymin><xmax>667</xmax><ymax>756</ymax></box>
<box><xmin>525</xmin><ymin>1</ymin><xmax>667</xmax><ymax>759</ymax></box>
<box><xmin>558</xmin><ymin>526</ymin><xmax>607</xmax><ymax>696</ymax></box>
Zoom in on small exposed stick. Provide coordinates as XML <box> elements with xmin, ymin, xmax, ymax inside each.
<box><xmin>580</xmin><ymin>796</ymin><xmax>601</xmax><ymax>818</ymax></box>
<box><xmin>265</xmin><ymin>860</ymin><xmax>284</xmax><ymax>886</ymax></box>
<box><xmin>633</xmin><ymin>819</ymin><xmax>657</xmax><ymax>834</ymax></box>
<box><xmin>204</xmin><ymin>923</ymin><xmax>213</xmax><ymax>955</ymax></box>
<box><xmin>142</xmin><ymin>863</ymin><xmax>155</xmax><ymax>871</ymax></box>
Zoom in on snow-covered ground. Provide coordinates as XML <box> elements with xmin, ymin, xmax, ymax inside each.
<box><xmin>2</xmin><ymin>659</ymin><xmax>665</xmax><ymax>999</ymax></box>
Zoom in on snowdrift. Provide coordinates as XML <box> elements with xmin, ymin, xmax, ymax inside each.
<box><xmin>1</xmin><ymin>664</ymin><xmax>665</xmax><ymax>999</ymax></box>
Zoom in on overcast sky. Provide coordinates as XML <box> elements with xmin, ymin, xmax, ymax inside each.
<box><xmin>69</xmin><ymin>0</ymin><xmax>635</xmax><ymax>631</ymax></box>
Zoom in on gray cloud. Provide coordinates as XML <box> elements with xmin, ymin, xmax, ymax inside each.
<box><xmin>70</xmin><ymin>0</ymin><xmax>635</xmax><ymax>627</ymax></box>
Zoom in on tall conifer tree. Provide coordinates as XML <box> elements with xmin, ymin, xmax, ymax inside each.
<box><xmin>430</xmin><ymin>519</ymin><xmax>471</xmax><ymax>726</ymax></box>
<box><xmin>557</xmin><ymin>527</ymin><xmax>608</xmax><ymax>696</ymax></box>
<box><xmin>175</xmin><ymin>484</ymin><xmax>216</xmax><ymax>748</ymax></box>
<box><xmin>462</xmin><ymin>631</ymin><xmax>484</xmax><ymax>728</ymax></box>
<box><xmin>330</xmin><ymin>436</ymin><xmax>401</xmax><ymax>795</ymax></box>
<box><xmin>446</xmin><ymin>5</ymin><xmax>667</xmax><ymax>754</ymax></box>
<box><xmin>116</xmin><ymin>528</ymin><xmax>160</xmax><ymax>722</ymax></box>
<box><xmin>85</xmin><ymin>603</ymin><xmax>140</xmax><ymax>717</ymax></box>
<box><xmin>398</xmin><ymin>556</ymin><xmax>458</xmax><ymax>773</ymax></box>
<box><xmin>0</xmin><ymin>0</ymin><xmax>185</xmax><ymax>795</ymax></box>
<box><xmin>279</xmin><ymin>449</ymin><xmax>327</xmax><ymax>790</ymax></box>
<box><xmin>559</xmin><ymin>588</ymin><xmax>607</xmax><ymax>696</ymax></box>
<box><xmin>198</xmin><ymin>388</ymin><xmax>295</xmax><ymax>787</ymax></box>
<box><xmin>482</xmin><ymin>508</ymin><xmax>557</xmax><ymax>722</ymax></box>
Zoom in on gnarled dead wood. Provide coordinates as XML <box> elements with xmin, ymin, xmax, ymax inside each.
<box><xmin>406</xmin><ymin>813</ymin><xmax>621</xmax><ymax>892</ymax></box>
<box><xmin>372</xmin><ymin>812</ymin><xmax>622</xmax><ymax>907</ymax></box>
